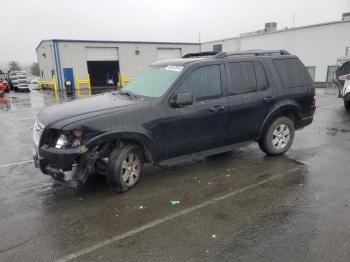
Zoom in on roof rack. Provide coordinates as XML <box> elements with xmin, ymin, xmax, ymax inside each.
<box><xmin>214</xmin><ymin>49</ymin><xmax>290</xmax><ymax>58</ymax></box>
<box><xmin>182</xmin><ymin>50</ymin><xmax>290</xmax><ymax>59</ymax></box>
<box><xmin>182</xmin><ymin>51</ymin><xmax>219</xmax><ymax>58</ymax></box>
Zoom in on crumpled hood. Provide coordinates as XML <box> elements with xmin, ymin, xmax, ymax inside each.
<box><xmin>38</xmin><ymin>93</ymin><xmax>141</xmax><ymax>127</ymax></box>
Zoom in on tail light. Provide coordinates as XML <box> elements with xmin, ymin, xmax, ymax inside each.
<box><xmin>346</xmin><ymin>75</ymin><xmax>350</xmax><ymax>80</ymax></box>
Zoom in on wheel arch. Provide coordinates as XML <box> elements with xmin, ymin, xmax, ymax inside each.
<box><xmin>86</xmin><ymin>131</ymin><xmax>157</xmax><ymax>164</ymax></box>
<box><xmin>257</xmin><ymin>102</ymin><xmax>303</xmax><ymax>140</ymax></box>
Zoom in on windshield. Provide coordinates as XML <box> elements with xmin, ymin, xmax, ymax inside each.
<box><xmin>123</xmin><ymin>65</ymin><xmax>183</xmax><ymax>97</ymax></box>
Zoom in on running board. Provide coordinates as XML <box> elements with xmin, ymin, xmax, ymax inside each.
<box><xmin>158</xmin><ymin>141</ymin><xmax>252</xmax><ymax>167</ymax></box>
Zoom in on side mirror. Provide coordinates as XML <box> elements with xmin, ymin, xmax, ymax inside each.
<box><xmin>171</xmin><ymin>93</ymin><xmax>193</xmax><ymax>108</ymax></box>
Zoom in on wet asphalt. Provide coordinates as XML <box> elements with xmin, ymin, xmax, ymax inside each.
<box><xmin>0</xmin><ymin>87</ymin><xmax>350</xmax><ymax>262</ymax></box>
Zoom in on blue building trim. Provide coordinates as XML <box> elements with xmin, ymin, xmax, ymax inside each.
<box><xmin>53</xmin><ymin>41</ymin><xmax>63</xmax><ymax>90</ymax></box>
<box><xmin>55</xmin><ymin>41</ymin><xmax>64</xmax><ymax>90</ymax></box>
<box><xmin>52</xmin><ymin>41</ymin><xmax>61</xmax><ymax>90</ymax></box>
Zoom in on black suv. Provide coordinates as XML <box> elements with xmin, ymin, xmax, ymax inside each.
<box><xmin>33</xmin><ymin>50</ymin><xmax>315</xmax><ymax>191</ymax></box>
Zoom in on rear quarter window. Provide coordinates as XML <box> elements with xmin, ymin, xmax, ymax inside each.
<box><xmin>273</xmin><ymin>58</ymin><xmax>312</xmax><ymax>88</ymax></box>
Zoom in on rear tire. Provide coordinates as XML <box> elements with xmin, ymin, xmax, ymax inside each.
<box><xmin>259</xmin><ymin>116</ymin><xmax>295</xmax><ymax>155</ymax></box>
<box><xmin>107</xmin><ymin>144</ymin><xmax>143</xmax><ymax>192</ymax></box>
<box><xmin>344</xmin><ymin>101</ymin><xmax>350</xmax><ymax>111</ymax></box>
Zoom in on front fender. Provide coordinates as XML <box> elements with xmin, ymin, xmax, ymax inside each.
<box><xmin>86</xmin><ymin>131</ymin><xmax>158</xmax><ymax>162</ymax></box>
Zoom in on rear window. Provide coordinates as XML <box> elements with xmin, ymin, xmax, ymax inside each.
<box><xmin>273</xmin><ymin>58</ymin><xmax>311</xmax><ymax>88</ymax></box>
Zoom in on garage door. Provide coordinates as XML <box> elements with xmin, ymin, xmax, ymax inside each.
<box><xmin>86</xmin><ymin>47</ymin><xmax>119</xmax><ymax>61</ymax></box>
<box><xmin>157</xmin><ymin>48</ymin><xmax>181</xmax><ymax>60</ymax></box>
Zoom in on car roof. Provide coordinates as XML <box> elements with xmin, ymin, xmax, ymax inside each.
<box><xmin>151</xmin><ymin>50</ymin><xmax>294</xmax><ymax>67</ymax></box>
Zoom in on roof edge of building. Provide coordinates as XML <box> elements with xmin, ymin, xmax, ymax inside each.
<box><xmin>201</xmin><ymin>19</ymin><xmax>350</xmax><ymax>44</ymax></box>
<box><xmin>35</xmin><ymin>39</ymin><xmax>200</xmax><ymax>51</ymax></box>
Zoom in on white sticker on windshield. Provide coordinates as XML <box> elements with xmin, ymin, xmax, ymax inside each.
<box><xmin>165</xmin><ymin>66</ymin><xmax>183</xmax><ymax>72</ymax></box>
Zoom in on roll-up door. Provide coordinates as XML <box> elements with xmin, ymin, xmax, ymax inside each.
<box><xmin>86</xmin><ymin>47</ymin><xmax>119</xmax><ymax>61</ymax></box>
<box><xmin>157</xmin><ymin>48</ymin><xmax>181</xmax><ymax>60</ymax></box>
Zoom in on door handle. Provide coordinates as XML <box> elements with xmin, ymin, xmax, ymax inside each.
<box><xmin>264</xmin><ymin>96</ymin><xmax>275</xmax><ymax>103</ymax></box>
<box><xmin>210</xmin><ymin>105</ymin><xmax>225</xmax><ymax>112</ymax></box>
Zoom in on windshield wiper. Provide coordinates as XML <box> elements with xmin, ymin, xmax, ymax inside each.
<box><xmin>115</xmin><ymin>90</ymin><xmax>138</xmax><ymax>99</ymax></box>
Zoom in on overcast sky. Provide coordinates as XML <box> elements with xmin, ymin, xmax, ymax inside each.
<box><xmin>1</xmin><ymin>0</ymin><xmax>349</xmax><ymax>64</ymax></box>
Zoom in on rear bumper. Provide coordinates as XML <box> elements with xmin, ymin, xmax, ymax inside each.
<box><xmin>297</xmin><ymin>115</ymin><xmax>314</xmax><ymax>129</ymax></box>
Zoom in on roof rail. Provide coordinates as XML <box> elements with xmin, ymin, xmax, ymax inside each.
<box><xmin>214</xmin><ymin>49</ymin><xmax>290</xmax><ymax>58</ymax></box>
<box><xmin>182</xmin><ymin>51</ymin><xmax>219</xmax><ymax>58</ymax></box>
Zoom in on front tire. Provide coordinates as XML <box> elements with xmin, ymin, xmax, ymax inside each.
<box><xmin>259</xmin><ymin>116</ymin><xmax>295</xmax><ymax>155</ymax></box>
<box><xmin>107</xmin><ymin>144</ymin><xmax>143</xmax><ymax>192</ymax></box>
<box><xmin>344</xmin><ymin>101</ymin><xmax>350</xmax><ymax>111</ymax></box>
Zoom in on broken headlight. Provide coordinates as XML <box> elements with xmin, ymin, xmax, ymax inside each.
<box><xmin>55</xmin><ymin>128</ymin><xmax>82</xmax><ymax>149</ymax></box>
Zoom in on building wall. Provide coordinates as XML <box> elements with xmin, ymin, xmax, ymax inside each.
<box><xmin>39</xmin><ymin>41</ymin><xmax>199</xmax><ymax>89</ymax></box>
<box><xmin>201</xmin><ymin>21</ymin><xmax>350</xmax><ymax>82</ymax></box>
<box><xmin>36</xmin><ymin>41</ymin><xmax>55</xmax><ymax>81</ymax></box>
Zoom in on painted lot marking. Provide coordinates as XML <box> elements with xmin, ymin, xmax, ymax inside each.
<box><xmin>0</xmin><ymin>160</ymin><xmax>33</xmax><ymax>169</ymax></box>
<box><xmin>55</xmin><ymin>168</ymin><xmax>298</xmax><ymax>262</ymax></box>
<box><xmin>317</xmin><ymin>104</ymin><xmax>342</xmax><ymax>109</ymax></box>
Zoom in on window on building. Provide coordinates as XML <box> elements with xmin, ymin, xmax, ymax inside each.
<box><xmin>178</xmin><ymin>65</ymin><xmax>222</xmax><ymax>101</ymax></box>
<box><xmin>273</xmin><ymin>58</ymin><xmax>311</xmax><ymax>88</ymax></box>
<box><xmin>306</xmin><ymin>66</ymin><xmax>316</xmax><ymax>81</ymax></box>
<box><xmin>213</xmin><ymin>44</ymin><xmax>223</xmax><ymax>52</ymax></box>
<box><xmin>326</xmin><ymin>66</ymin><xmax>337</xmax><ymax>83</ymax></box>
<box><xmin>227</xmin><ymin>62</ymin><xmax>257</xmax><ymax>95</ymax></box>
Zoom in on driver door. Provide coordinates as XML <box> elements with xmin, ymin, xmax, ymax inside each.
<box><xmin>159</xmin><ymin>63</ymin><xmax>229</xmax><ymax>159</ymax></box>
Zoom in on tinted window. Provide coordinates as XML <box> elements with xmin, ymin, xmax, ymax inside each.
<box><xmin>178</xmin><ymin>65</ymin><xmax>222</xmax><ymax>101</ymax></box>
<box><xmin>254</xmin><ymin>62</ymin><xmax>268</xmax><ymax>91</ymax></box>
<box><xmin>228</xmin><ymin>62</ymin><xmax>257</xmax><ymax>95</ymax></box>
<box><xmin>273</xmin><ymin>58</ymin><xmax>311</xmax><ymax>88</ymax></box>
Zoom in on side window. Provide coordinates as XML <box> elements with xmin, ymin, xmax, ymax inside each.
<box><xmin>178</xmin><ymin>65</ymin><xmax>222</xmax><ymax>102</ymax></box>
<box><xmin>228</xmin><ymin>62</ymin><xmax>257</xmax><ymax>95</ymax></box>
<box><xmin>273</xmin><ymin>58</ymin><xmax>311</xmax><ymax>88</ymax></box>
<box><xmin>254</xmin><ymin>62</ymin><xmax>268</xmax><ymax>91</ymax></box>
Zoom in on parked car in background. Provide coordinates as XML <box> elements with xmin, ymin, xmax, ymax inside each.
<box><xmin>33</xmin><ymin>50</ymin><xmax>315</xmax><ymax>192</ymax></box>
<box><xmin>335</xmin><ymin>56</ymin><xmax>350</xmax><ymax>110</ymax></box>
<box><xmin>9</xmin><ymin>71</ymin><xmax>29</xmax><ymax>92</ymax></box>
<box><xmin>0</xmin><ymin>71</ymin><xmax>10</xmax><ymax>93</ymax></box>
<box><xmin>9</xmin><ymin>71</ymin><xmax>18</xmax><ymax>91</ymax></box>
<box><xmin>16</xmin><ymin>72</ymin><xmax>30</xmax><ymax>92</ymax></box>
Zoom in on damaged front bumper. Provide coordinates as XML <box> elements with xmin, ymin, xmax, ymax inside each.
<box><xmin>33</xmin><ymin>144</ymin><xmax>96</xmax><ymax>188</ymax></box>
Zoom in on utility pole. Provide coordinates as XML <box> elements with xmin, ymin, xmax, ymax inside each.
<box><xmin>199</xmin><ymin>31</ymin><xmax>202</xmax><ymax>52</ymax></box>
<box><xmin>292</xmin><ymin>13</ymin><xmax>295</xmax><ymax>27</ymax></box>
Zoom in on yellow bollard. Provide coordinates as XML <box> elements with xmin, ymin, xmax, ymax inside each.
<box><xmin>87</xmin><ymin>74</ymin><xmax>91</xmax><ymax>95</ymax></box>
<box><xmin>75</xmin><ymin>74</ymin><xmax>80</xmax><ymax>96</ymax></box>
<box><xmin>53</xmin><ymin>75</ymin><xmax>58</xmax><ymax>97</ymax></box>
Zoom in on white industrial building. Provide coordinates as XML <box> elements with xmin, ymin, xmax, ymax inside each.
<box><xmin>36</xmin><ymin>40</ymin><xmax>199</xmax><ymax>90</ymax></box>
<box><xmin>36</xmin><ymin>12</ymin><xmax>350</xmax><ymax>91</ymax></box>
<box><xmin>201</xmin><ymin>12</ymin><xmax>350</xmax><ymax>84</ymax></box>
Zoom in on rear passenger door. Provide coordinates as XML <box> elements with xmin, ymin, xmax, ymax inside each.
<box><xmin>225</xmin><ymin>60</ymin><xmax>274</xmax><ymax>142</ymax></box>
